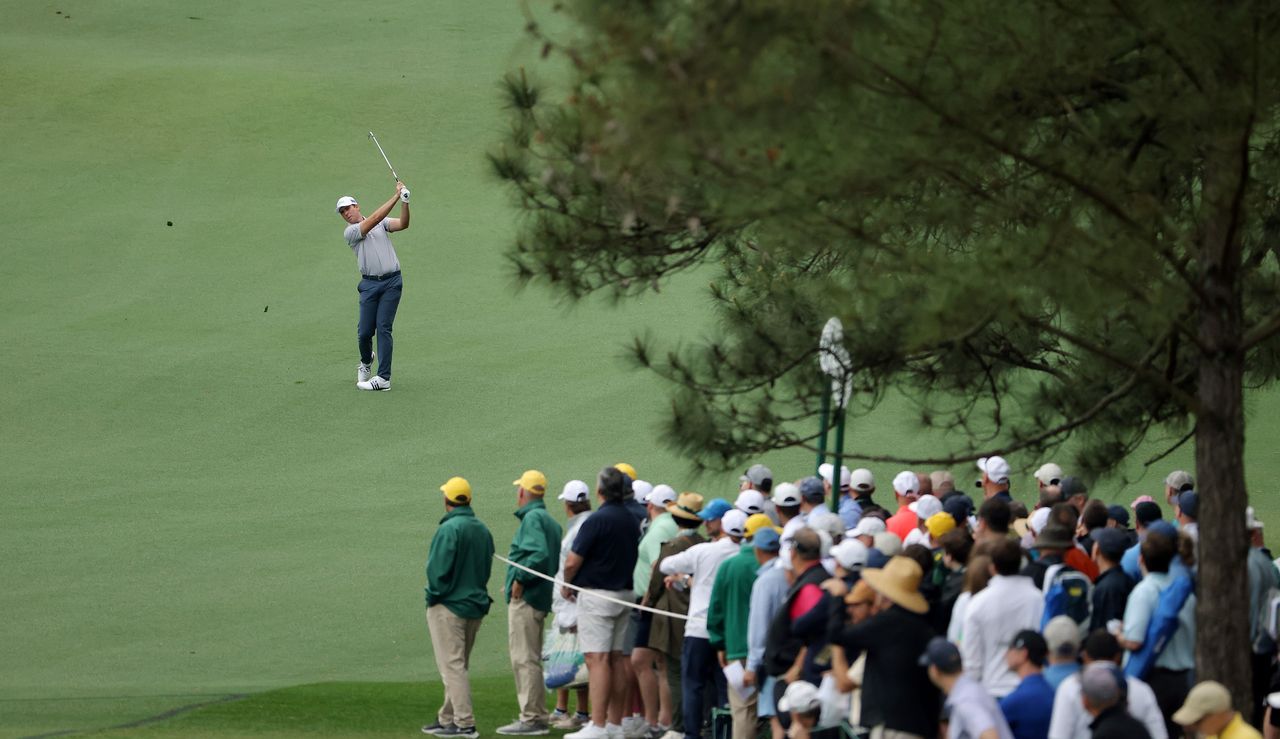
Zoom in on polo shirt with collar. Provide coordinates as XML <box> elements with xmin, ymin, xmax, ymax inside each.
<box><xmin>1047</xmin><ymin>670</ymin><xmax>1167</xmax><ymax>739</ymax></box>
<box><xmin>1214</xmin><ymin>712</ymin><xmax>1262</xmax><ymax>739</ymax></box>
<box><xmin>1122</xmin><ymin>570</ymin><xmax>1196</xmax><ymax>671</ymax></box>
<box><xmin>571</xmin><ymin>499</ymin><xmax>641</xmax><ymax>591</ymax></box>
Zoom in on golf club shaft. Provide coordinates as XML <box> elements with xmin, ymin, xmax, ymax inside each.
<box><xmin>368</xmin><ymin>131</ymin><xmax>399</xmax><ymax>181</ymax></box>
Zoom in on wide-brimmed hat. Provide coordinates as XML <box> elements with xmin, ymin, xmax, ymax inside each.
<box><xmin>1033</xmin><ymin>524</ymin><xmax>1075</xmax><ymax>550</ymax></box>
<box><xmin>860</xmin><ymin>555</ymin><xmax>929</xmax><ymax>614</ymax></box>
<box><xmin>667</xmin><ymin>492</ymin><xmax>705</xmax><ymax>521</ymax></box>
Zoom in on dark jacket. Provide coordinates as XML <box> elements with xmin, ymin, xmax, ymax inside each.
<box><xmin>833</xmin><ymin>605</ymin><xmax>941</xmax><ymax>736</ymax></box>
<box><xmin>764</xmin><ymin>561</ymin><xmax>829</xmax><ymax>677</ymax></box>
<box><xmin>1089</xmin><ymin>704</ymin><xmax>1153</xmax><ymax>739</ymax></box>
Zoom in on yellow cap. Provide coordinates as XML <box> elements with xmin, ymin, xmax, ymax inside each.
<box><xmin>614</xmin><ymin>462</ymin><xmax>638</xmax><ymax>480</ymax></box>
<box><xmin>745</xmin><ymin>513</ymin><xmax>782</xmax><ymax>538</ymax></box>
<box><xmin>440</xmin><ymin>476</ymin><xmax>473</xmax><ymax>504</ymax></box>
<box><xmin>926</xmin><ymin>511</ymin><xmax>957</xmax><ymax>540</ymax></box>
<box><xmin>512</xmin><ymin>470</ymin><xmax>548</xmax><ymax>495</ymax></box>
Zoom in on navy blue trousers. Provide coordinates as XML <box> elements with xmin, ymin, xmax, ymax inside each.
<box><xmin>357</xmin><ymin>273</ymin><xmax>402</xmax><ymax>380</ymax></box>
<box><xmin>681</xmin><ymin>636</ymin><xmax>727</xmax><ymax>739</ymax></box>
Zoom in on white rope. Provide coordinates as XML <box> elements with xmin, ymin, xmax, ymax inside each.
<box><xmin>494</xmin><ymin>554</ymin><xmax>698</xmax><ymax>621</ymax></box>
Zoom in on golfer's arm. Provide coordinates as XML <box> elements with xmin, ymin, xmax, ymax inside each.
<box><xmin>358</xmin><ymin>195</ymin><xmax>399</xmax><ymax>237</ymax></box>
<box><xmin>396</xmin><ymin>201</ymin><xmax>409</xmax><ymax>230</ymax></box>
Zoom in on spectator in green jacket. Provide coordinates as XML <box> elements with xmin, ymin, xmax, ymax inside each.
<box><xmin>498</xmin><ymin>470</ymin><xmax>564</xmax><ymax>736</ymax></box>
<box><xmin>422</xmin><ymin>477</ymin><xmax>495</xmax><ymax>739</ymax></box>
<box><xmin>708</xmin><ymin>514</ymin><xmax>771</xmax><ymax>739</ymax></box>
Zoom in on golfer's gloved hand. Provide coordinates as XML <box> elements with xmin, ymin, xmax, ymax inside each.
<box><xmin>399</xmin><ymin>188</ymin><xmax>410</xmax><ymax>203</ymax></box>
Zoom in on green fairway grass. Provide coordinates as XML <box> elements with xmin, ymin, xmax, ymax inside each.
<box><xmin>4</xmin><ymin>1</ymin><xmax>1280</xmax><ymax>737</ymax></box>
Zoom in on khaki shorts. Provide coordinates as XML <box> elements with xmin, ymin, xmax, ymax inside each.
<box><xmin>576</xmin><ymin>589</ymin><xmax>633</xmax><ymax>653</ymax></box>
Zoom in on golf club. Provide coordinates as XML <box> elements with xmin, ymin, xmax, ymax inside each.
<box><xmin>368</xmin><ymin>131</ymin><xmax>400</xmax><ymax>181</ymax></box>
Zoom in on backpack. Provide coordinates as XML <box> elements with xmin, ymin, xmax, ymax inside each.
<box><xmin>1040</xmin><ymin>563</ymin><xmax>1093</xmax><ymax>639</ymax></box>
<box><xmin>1125</xmin><ymin>574</ymin><xmax>1194</xmax><ymax>680</ymax></box>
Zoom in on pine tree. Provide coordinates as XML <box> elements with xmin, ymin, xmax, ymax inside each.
<box><xmin>493</xmin><ymin>0</ymin><xmax>1280</xmax><ymax>700</ymax></box>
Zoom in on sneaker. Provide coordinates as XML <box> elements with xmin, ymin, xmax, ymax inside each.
<box><xmin>497</xmin><ymin>720</ymin><xmax>551</xmax><ymax>736</ymax></box>
<box><xmin>356</xmin><ymin>376</ymin><xmax>390</xmax><ymax>391</ymax></box>
<box><xmin>566</xmin><ymin>723</ymin><xmax>610</xmax><ymax>739</ymax></box>
<box><xmin>552</xmin><ymin>713</ymin><xmax>588</xmax><ymax>730</ymax></box>
<box><xmin>357</xmin><ymin>362</ymin><xmax>372</xmax><ymax>383</ymax></box>
<box><xmin>643</xmin><ymin>725</ymin><xmax>666</xmax><ymax>739</ymax></box>
<box><xmin>421</xmin><ymin>722</ymin><xmax>451</xmax><ymax>736</ymax></box>
<box><xmin>621</xmin><ymin>717</ymin><xmax>647</xmax><ymax>739</ymax></box>
<box><xmin>658</xmin><ymin>731</ymin><xmax>683</xmax><ymax>739</ymax></box>
<box><xmin>436</xmin><ymin>726</ymin><xmax>479</xmax><ymax>738</ymax></box>
<box><xmin>604</xmin><ymin>724</ymin><xmax>624</xmax><ymax>739</ymax></box>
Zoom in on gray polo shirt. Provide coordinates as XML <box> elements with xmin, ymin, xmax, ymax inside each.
<box><xmin>344</xmin><ymin>219</ymin><xmax>400</xmax><ymax>277</ymax></box>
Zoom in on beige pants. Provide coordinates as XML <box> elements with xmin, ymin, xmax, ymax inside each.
<box><xmin>509</xmin><ymin>598</ymin><xmax>550</xmax><ymax>723</ymax></box>
<box><xmin>727</xmin><ymin>674</ymin><xmax>759</xmax><ymax>739</ymax></box>
<box><xmin>427</xmin><ymin>605</ymin><xmax>483</xmax><ymax>729</ymax></box>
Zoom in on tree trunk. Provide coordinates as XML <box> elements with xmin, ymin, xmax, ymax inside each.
<box><xmin>1193</xmin><ymin>131</ymin><xmax>1252</xmax><ymax>705</ymax></box>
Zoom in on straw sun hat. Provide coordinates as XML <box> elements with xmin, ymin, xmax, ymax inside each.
<box><xmin>860</xmin><ymin>555</ymin><xmax>929</xmax><ymax>614</ymax></box>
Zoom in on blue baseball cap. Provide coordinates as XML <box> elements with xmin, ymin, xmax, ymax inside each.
<box><xmin>799</xmin><ymin>476</ymin><xmax>825</xmax><ymax>502</ymax></box>
<box><xmin>752</xmin><ymin>528</ymin><xmax>781</xmax><ymax>553</ymax></box>
<box><xmin>699</xmin><ymin>498</ymin><xmax>733</xmax><ymax>521</ymax></box>
<box><xmin>918</xmin><ymin>636</ymin><xmax>963</xmax><ymax>672</ymax></box>
<box><xmin>1177</xmin><ymin>490</ymin><xmax>1199</xmax><ymax>519</ymax></box>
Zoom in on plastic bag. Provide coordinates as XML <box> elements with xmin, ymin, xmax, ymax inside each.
<box><xmin>543</xmin><ymin>625</ymin><xmax>586</xmax><ymax>689</ymax></box>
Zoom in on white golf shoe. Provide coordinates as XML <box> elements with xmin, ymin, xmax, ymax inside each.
<box><xmin>357</xmin><ymin>362</ymin><xmax>372</xmax><ymax>383</ymax></box>
<box><xmin>356</xmin><ymin>376</ymin><xmax>390</xmax><ymax>391</ymax></box>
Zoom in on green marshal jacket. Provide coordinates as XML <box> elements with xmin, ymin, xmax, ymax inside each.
<box><xmin>706</xmin><ymin>542</ymin><xmax>759</xmax><ymax>660</ymax></box>
<box><xmin>504</xmin><ymin>498</ymin><xmax>563</xmax><ymax>613</ymax></box>
<box><xmin>425</xmin><ymin>505</ymin><xmax>495</xmax><ymax>619</ymax></box>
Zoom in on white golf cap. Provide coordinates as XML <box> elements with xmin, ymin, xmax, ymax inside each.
<box><xmin>721</xmin><ymin>509</ymin><xmax>748</xmax><ymax>538</ymax></box>
<box><xmin>873</xmin><ymin>531</ymin><xmax>902</xmax><ymax>556</ymax></box>
<box><xmin>850</xmin><ymin>468</ymin><xmax>875</xmax><ymax>492</ymax></box>
<box><xmin>735</xmin><ymin>489</ymin><xmax>766</xmax><ymax>515</ymax></box>
<box><xmin>1034</xmin><ymin>463</ymin><xmax>1064</xmax><ymax>485</ymax></box>
<box><xmin>892</xmin><ymin>470</ymin><xmax>920</xmax><ymax>496</ymax></box>
<box><xmin>1248</xmin><ymin>506</ymin><xmax>1265</xmax><ymax>530</ymax></box>
<box><xmin>909</xmin><ymin>495</ymin><xmax>943</xmax><ymax>520</ymax></box>
<box><xmin>772</xmin><ymin>482</ymin><xmax>802</xmax><ymax>507</ymax></box>
<box><xmin>335</xmin><ymin>195</ymin><xmax>358</xmax><ymax>213</ymax></box>
<box><xmin>778</xmin><ymin>680</ymin><xmax>821</xmax><ymax>713</ymax></box>
<box><xmin>558</xmin><ymin>479</ymin><xmax>590</xmax><ymax>502</ymax></box>
<box><xmin>631</xmin><ymin>479</ymin><xmax>654</xmax><ymax>503</ymax></box>
<box><xmin>808</xmin><ymin>511</ymin><xmax>844</xmax><ymax>538</ymax></box>
<box><xmin>1029</xmin><ymin>507</ymin><xmax>1052</xmax><ymax>534</ymax></box>
<box><xmin>831</xmin><ymin>538</ymin><xmax>869</xmax><ymax>570</ymax></box>
<box><xmin>647</xmin><ymin>484</ymin><xmax>677</xmax><ymax>507</ymax></box>
<box><xmin>977</xmin><ymin>456</ymin><xmax>1011</xmax><ymax>484</ymax></box>
<box><xmin>850</xmin><ymin>517</ymin><xmax>886</xmax><ymax>538</ymax></box>
<box><xmin>819</xmin><ymin>463</ymin><xmax>852</xmax><ymax>489</ymax></box>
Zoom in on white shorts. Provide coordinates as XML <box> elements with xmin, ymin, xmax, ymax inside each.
<box><xmin>576</xmin><ymin>589</ymin><xmax>633</xmax><ymax>653</ymax></box>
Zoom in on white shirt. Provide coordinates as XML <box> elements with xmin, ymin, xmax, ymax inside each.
<box><xmin>1047</xmin><ymin>671</ymin><xmax>1167</xmax><ymax>739</ymax></box>
<box><xmin>903</xmin><ymin>528</ymin><xmax>930</xmax><ymax>548</ymax></box>
<box><xmin>961</xmin><ymin>575</ymin><xmax>1044</xmax><ymax>697</ymax></box>
<box><xmin>552</xmin><ymin>511</ymin><xmax>592</xmax><ymax>628</ymax></box>
<box><xmin>659</xmin><ymin>536</ymin><xmax>739</xmax><ymax>639</ymax></box>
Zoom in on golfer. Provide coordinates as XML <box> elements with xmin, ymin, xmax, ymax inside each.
<box><xmin>335</xmin><ymin>180</ymin><xmax>409</xmax><ymax>391</ymax></box>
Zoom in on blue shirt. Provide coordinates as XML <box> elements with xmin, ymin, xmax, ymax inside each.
<box><xmin>838</xmin><ymin>495</ymin><xmax>863</xmax><ymax>530</ymax></box>
<box><xmin>571</xmin><ymin>500</ymin><xmax>641</xmax><ymax>591</ymax></box>
<box><xmin>1121</xmin><ymin>542</ymin><xmax>1143</xmax><ymax>581</ymax></box>
<box><xmin>999</xmin><ymin>673</ymin><xmax>1054</xmax><ymax>739</ymax></box>
<box><xmin>747</xmin><ymin>558</ymin><xmax>789</xmax><ymax>673</ymax></box>
<box><xmin>1122</xmin><ymin>570</ymin><xmax>1197</xmax><ymax>670</ymax></box>
<box><xmin>1042</xmin><ymin>663</ymin><xmax>1079</xmax><ymax>692</ymax></box>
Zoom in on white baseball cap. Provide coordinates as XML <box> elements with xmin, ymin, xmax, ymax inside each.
<box><xmin>909</xmin><ymin>495</ymin><xmax>943</xmax><ymax>520</ymax></box>
<box><xmin>335</xmin><ymin>195</ymin><xmax>358</xmax><ymax>213</ymax></box>
<box><xmin>831</xmin><ymin>539</ymin><xmax>869</xmax><ymax>570</ymax></box>
<box><xmin>558</xmin><ymin>479</ymin><xmax>590</xmax><ymax>502</ymax></box>
<box><xmin>1248</xmin><ymin>506</ymin><xmax>1265</xmax><ymax>530</ymax></box>
<box><xmin>647</xmin><ymin>484</ymin><xmax>677</xmax><ymax>507</ymax></box>
<box><xmin>772</xmin><ymin>482</ymin><xmax>802</xmax><ymax>507</ymax></box>
<box><xmin>977</xmin><ymin>456</ymin><xmax>1011</xmax><ymax>484</ymax></box>
<box><xmin>892</xmin><ymin>470</ymin><xmax>920</xmax><ymax>496</ymax></box>
<box><xmin>1034</xmin><ymin>463</ymin><xmax>1064</xmax><ymax>486</ymax></box>
<box><xmin>735</xmin><ymin>489</ymin><xmax>766</xmax><ymax>515</ymax></box>
<box><xmin>1029</xmin><ymin>507</ymin><xmax>1052</xmax><ymax>534</ymax></box>
<box><xmin>850</xmin><ymin>517</ymin><xmax>886</xmax><ymax>538</ymax></box>
<box><xmin>779</xmin><ymin>681</ymin><xmax>821</xmax><ymax>713</ymax></box>
<box><xmin>721</xmin><ymin>509</ymin><xmax>749</xmax><ymax>538</ymax></box>
<box><xmin>808</xmin><ymin>511</ymin><xmax>844</xmax><ymax>538</ymax></box>
<box><xmin>873</xmin><ymin>531</ymin><xmax>902</xmax><ymax>556</ymax></box>
<box><xmin>632</xmin><ymin>479</ymin><xmax>654</xmax><ymax>503</ymax></box>
<box><xmin>850</xmin><ymin>468</ymin><xmax>875</xmax><ymax>492</ymax></box>
<box><xmin>819</xmin><ymin>463</ymin><xmax>852</xmax><ymax>489</ymax></box>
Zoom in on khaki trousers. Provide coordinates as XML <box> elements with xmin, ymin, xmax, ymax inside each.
<box><xmin>727</xmin><ymin>675</ymin><xmax>759</xmax><ymax>739</ymax></box>
<box><xmin>427</xmin><ymin>605</ymin><xmax>483</xmax><ymax>729</ymax></box>
<box><xmin>508</xmin><ymin>599</ymin><xmax>550</xmax><ymax>723</ymax></box>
